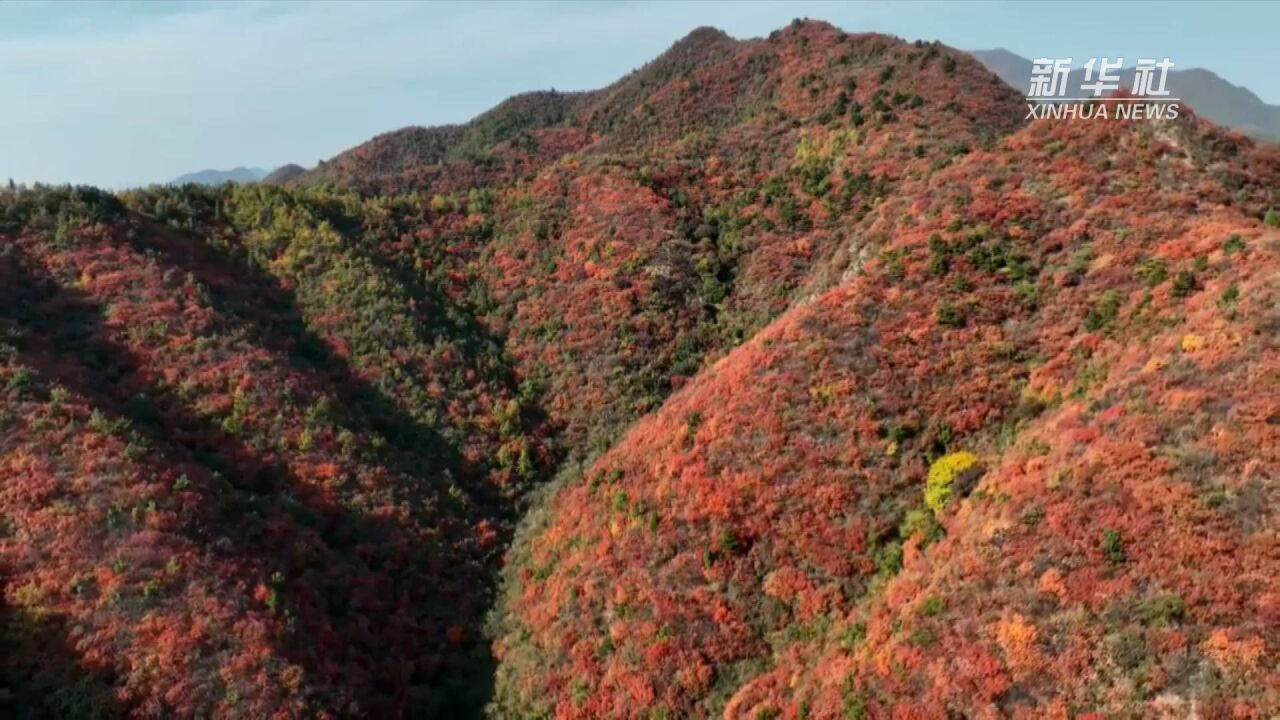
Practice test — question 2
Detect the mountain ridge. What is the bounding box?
[290,21,1022,196]
[170,166,269,185]
[2,18,1278,719]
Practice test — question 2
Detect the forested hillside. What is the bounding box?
[2,18,1278,720]
[0,184,552,716]
[492,100,1280,719]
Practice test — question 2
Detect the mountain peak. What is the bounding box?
[674,25,731,45]
[262,164,306,185]
[652,23,737,66]
[778,17,842,34]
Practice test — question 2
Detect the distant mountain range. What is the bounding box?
[170,166,269,185]
[970,48,1280,142]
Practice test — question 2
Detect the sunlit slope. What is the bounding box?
[491,106,1280,718]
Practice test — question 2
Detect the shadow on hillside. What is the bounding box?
[311,208,521,375]
[124,212,553,518]
[0,583,124,719]
[126,218,497,499]
[314,207,558,493]
[0,249,500,716]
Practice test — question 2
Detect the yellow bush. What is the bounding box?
[925,451,979,515]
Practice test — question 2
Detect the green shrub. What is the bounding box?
[1135,257,1167,287]
[1084,290,1121,331]
[610,489,628,513]
[1170,270,1198,298]
[1145,592,1185,626]
[718,527,739,554]
[908,627,936,647]
[841,622,866,650]
[1264,209,1279,227]
[1107,630,1145,669]
[849,103,864,128]
[1068,245,1094,275]
[871,539,903,577]
[685,411,702,438]
[1013,281,1040,309]
[1202,484,1229,509]
[935,301,965,328]
[917,596,945,617]
[880,249,906,282]
[926,233,950,276]
[4,367,34,398]
[142,579,164,599]
[1101,528,1125,563]
[1218,283,1239,315]
[429,194,454,213]
[899,507,942,545]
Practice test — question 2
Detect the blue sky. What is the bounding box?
[3,0,1277,189]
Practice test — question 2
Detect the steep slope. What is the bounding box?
[491,105,1280,717]
[363,21,1025,467]
[0,185,551,717]
[7,18,1279,720]
[971,49,1280,142]
[0,22,1028,715]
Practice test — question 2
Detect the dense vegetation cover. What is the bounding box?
[2,18,1278,720]
[492,100,1280,718]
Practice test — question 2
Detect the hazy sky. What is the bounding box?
[3,0,1277,189]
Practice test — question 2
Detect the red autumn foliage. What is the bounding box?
[493,85,1280,718]
[3,17,1279,720]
